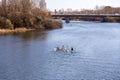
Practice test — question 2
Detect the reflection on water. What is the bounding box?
[12,30,48,41]
[0,21,120,80]
[0,29,48,42]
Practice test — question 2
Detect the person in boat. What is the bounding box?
[71,47,74,53]
[54,47,60,51]
[54,47,57,51]
[60,45,65,51]
[65,46,70,52]
[56,47,60,51]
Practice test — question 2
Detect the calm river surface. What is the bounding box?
[0,21,120,80]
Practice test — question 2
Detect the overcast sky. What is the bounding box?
[46,0,120,11]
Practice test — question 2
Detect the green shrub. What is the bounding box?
[0,17,6,29]
[0,17,14,29]
[1,9,62,30]
[8,12,24,28]
[44,19,62,29]
[6,19,14,29]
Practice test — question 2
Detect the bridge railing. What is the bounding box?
[51,13,120,17]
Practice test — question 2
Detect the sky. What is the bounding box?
[46,0,120,11]
[0,0,119,11]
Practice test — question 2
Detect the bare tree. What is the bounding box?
[1,0,7,16]
[39,0,46,10]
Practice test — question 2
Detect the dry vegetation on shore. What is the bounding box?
[0,28,35,34]
[0,0,62,34]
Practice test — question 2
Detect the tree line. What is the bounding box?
[56,6,120,14]
[0,0,62,29]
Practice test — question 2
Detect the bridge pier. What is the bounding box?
[65,17,70,23]
[100,17,106,22]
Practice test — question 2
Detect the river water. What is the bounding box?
[0,21,120,80]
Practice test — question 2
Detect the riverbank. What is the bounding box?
[0,20,62,34]
[0,17,62,35]
[0,28,35,34]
